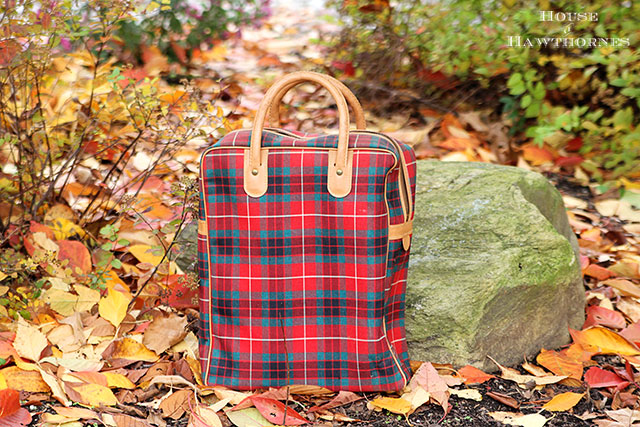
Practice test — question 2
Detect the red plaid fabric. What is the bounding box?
[198,128,416,391]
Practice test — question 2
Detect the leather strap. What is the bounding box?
[267,72,366,129]
[245,71,352,198]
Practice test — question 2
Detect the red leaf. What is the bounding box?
[456,365,495,385]
[566,137,583,152]
[250,396,308,425]
[29,221,55,240]
[584,367,629,390]
[555,156,583,167]
[0,408,31,427]
[583,305,627,329]
[331,61,355,77]
[57,240,92,275]
[163,274,198,309]
[0,389,20,418]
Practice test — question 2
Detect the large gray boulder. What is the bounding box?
[406,160,584,371]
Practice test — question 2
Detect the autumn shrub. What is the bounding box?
[328,0,640,180]
[0,0,219,319]
[115,0,268,64]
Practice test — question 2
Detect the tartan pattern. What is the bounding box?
[198,128,416,391]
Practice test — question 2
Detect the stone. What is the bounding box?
[406,160,584,371]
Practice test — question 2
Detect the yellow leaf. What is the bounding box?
[102,269,130,293]
[1,366,50,393]
[0,271,6,282]
[400,386,430,413]
[128,244,164,265]
[43,288,78,316]
[13,320,48,362]
[67,383,118,407]
[107,338,159,362]
[98,288,131,327]
[49,217,86,240]
[104,372,135,389]
[542,392,584,412]
[73,285,100,312]
[370,397,412,415]
[570,327,640,356]
[0,372,6,389]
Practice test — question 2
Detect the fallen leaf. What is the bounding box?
[487,391,520,409]
[0,407,30,427]
[103,372,135,389]
[597,409,640,426]
[456,365,495,384]
[400,386,431,414]
[522,361,549,377]
[189,404,222,427]
[489,411,548,427]
[584,264,616,280]
[225,407,274,427]
[584,367,630,389]
[159,389,194,419]
[604,279,640,299]
[584,305,627,330]
[0,389,19,418]
[251,395,308,425]
[98,288,131,328]
[103,338,159,363]
[142,312,188,354]
[308,390,362,412]
[522,143,554,165]
[214,387,253,406]
[74,285,100,312]
[0,366,49,393]
[64,382,118,407]
[570,327,640,356]
[57,240,92,275]
[449,388,482,401]
[488,356,566,387]
[536,349,583,380]
[409,361,449,412]
[128,244,164,265]
[13,320,48,362]
[542,392,584,412]
[369,397,412,415]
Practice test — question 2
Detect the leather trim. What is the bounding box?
[198,220,207,235]
[388,220,413,240]
[327,149,354,198]
[243,148,269,198]
[267,72,367,129]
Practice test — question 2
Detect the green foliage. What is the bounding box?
[115,0,266,63]
[329,0,640,179]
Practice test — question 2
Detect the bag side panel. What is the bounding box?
[384,140,417,379]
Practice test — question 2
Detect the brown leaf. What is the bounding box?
[308,390,362,412]
[487,392,520,409]
[409,361,449,412]
[159,389,194,420]
[142,312,188,354]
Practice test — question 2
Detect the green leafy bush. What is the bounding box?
[328,0,640,179]
[115,0,267,63]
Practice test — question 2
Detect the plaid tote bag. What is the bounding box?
[198,71,416,391]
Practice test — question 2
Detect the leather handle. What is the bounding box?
[244,71,353,198]
[267,72,366,129]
